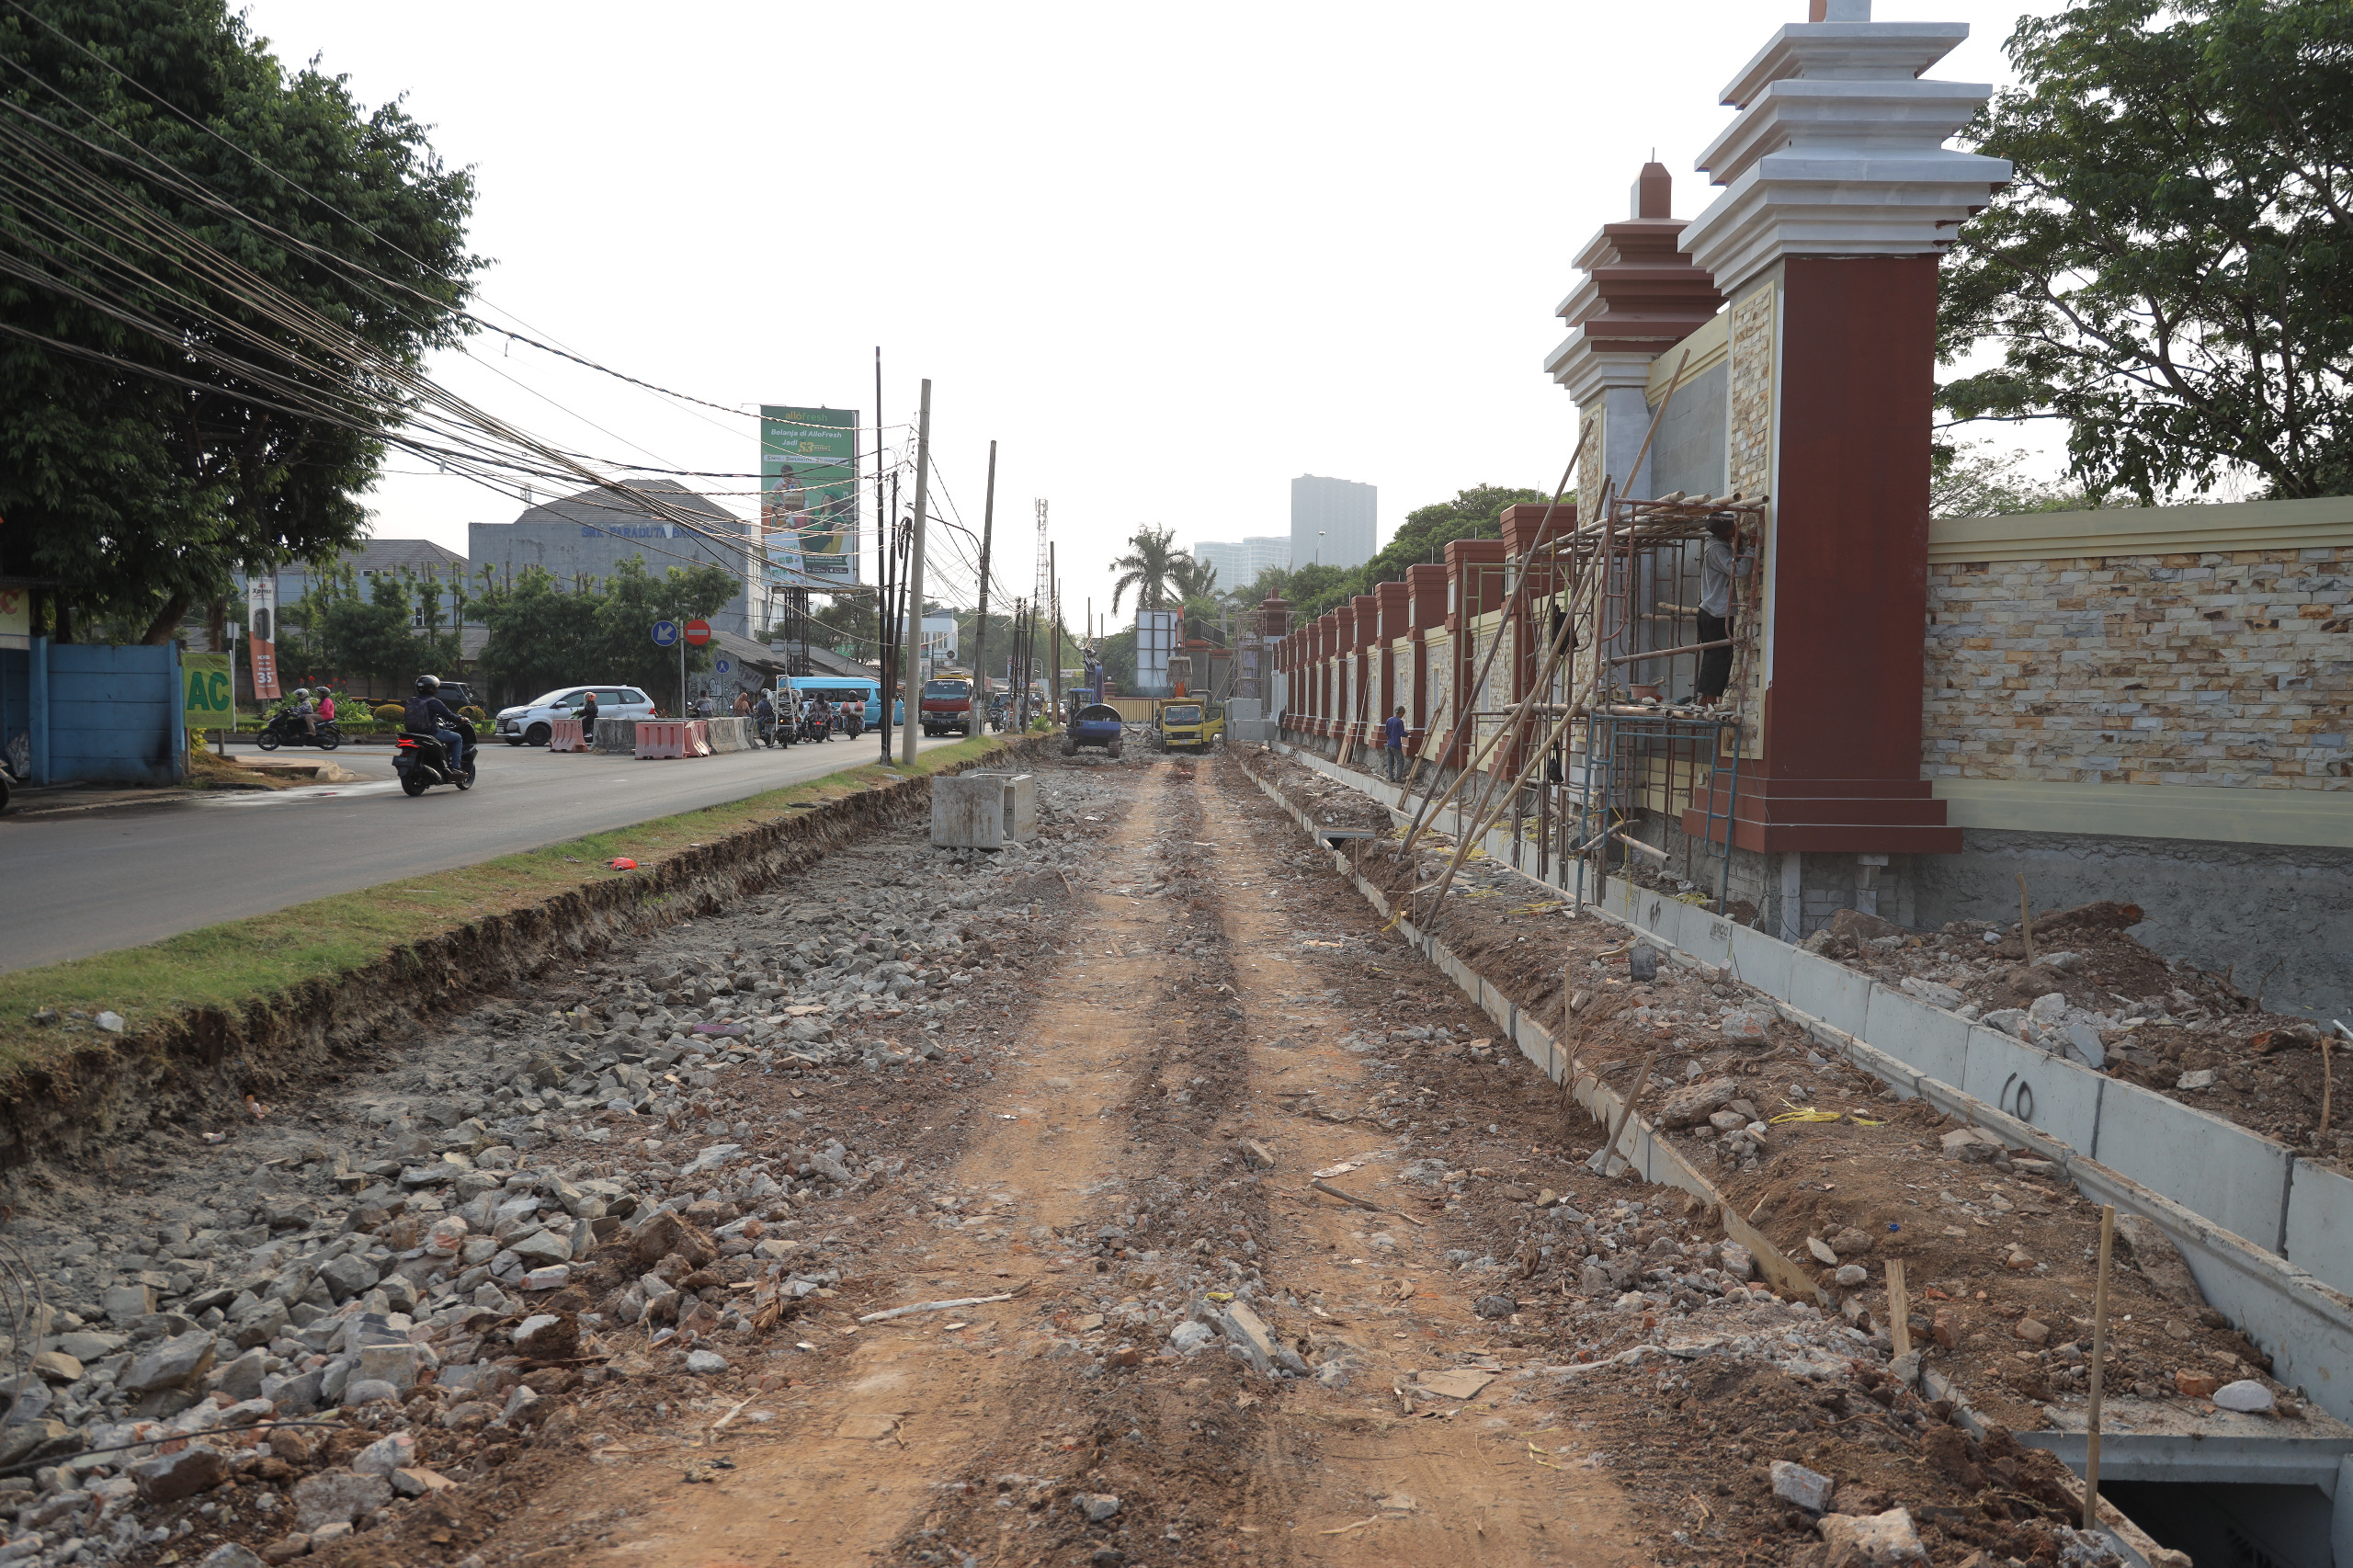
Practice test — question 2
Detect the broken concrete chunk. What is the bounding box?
[1658,1076,1737,1130]
[2177,1069,2216,1090]
[1074,1493,1121,1522]
[1718,1243,1754,1281]
[1806,1237,1839,1266]
[27,1352,80,1385]
[120,1330,216,1393]
[1218,1302,1276,1375]
[130,1442,230,1504]
[1769,1459,1835,1512]
[99,1284,156,1323]
[290,1469,392,1533]
[1832,1265,1868,1289]
[1816,1506,1927,1565]
[349,1432,414,1478]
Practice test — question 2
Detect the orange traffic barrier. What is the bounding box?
[547,718,589,752]
[634,720,689,759]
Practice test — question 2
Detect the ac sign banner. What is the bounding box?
[245,571,280,699]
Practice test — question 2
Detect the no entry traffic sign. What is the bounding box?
[683,619,712,647]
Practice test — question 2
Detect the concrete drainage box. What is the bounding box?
[932,772,1035,850]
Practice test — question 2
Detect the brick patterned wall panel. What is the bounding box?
[1724,279,1778,757]
[1422,634,1454,760]
[1922,546,2353,790]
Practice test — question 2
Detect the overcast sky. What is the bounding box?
[242,0,2054,639]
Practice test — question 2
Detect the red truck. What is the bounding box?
[919,676,975,737]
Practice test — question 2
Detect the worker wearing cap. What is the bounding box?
[1695,514,1753,709]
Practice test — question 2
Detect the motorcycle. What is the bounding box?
[756,710,790,748]
[394,721,477,796]
[801,708,832,743]
[255,711,342,751]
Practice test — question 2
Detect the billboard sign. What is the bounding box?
[244,569,280,699]
[759,405,859,587]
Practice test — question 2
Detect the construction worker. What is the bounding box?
[1382,704,1408,782]
[1693,513,1753,709]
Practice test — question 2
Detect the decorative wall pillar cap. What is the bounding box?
[1680,12,2010,297]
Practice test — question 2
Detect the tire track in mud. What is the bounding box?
[1191,752,1645,1568]
[900,755,1645,1568]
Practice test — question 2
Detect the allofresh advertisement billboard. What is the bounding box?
[759,406,859,586]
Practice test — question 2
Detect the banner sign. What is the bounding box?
[759,405,859,586]
[183,653,234,729]
[244,570,280,699]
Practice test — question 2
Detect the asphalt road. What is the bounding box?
[0,730,965,971]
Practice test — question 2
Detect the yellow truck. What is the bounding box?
[1152,698,1224,753]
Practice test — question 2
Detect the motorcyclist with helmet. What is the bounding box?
[751,688,776,745]
[404,676,471,776]
[286,687,318,737]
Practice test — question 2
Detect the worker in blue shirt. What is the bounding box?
[1383,704,1408,783]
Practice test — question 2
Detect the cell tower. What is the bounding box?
[1033,497,1051,640]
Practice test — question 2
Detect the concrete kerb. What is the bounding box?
[1258,741,2353,1435]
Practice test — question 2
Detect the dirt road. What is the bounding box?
[458,753,1652,1568]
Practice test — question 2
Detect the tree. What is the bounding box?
[1938,0,2353,501]
[0,0,481,640]
[1240,484,1552,623]
[1930,441,2113,518]
[472,558,736,710]
[1108,526,1181,615]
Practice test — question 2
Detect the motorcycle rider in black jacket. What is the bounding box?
[403,676,471,774]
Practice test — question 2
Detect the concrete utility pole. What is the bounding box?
[899,379,932,767]
[1049,542,1060,722]
[969,439,996,737]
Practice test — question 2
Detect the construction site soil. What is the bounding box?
[0,747,2213,1568]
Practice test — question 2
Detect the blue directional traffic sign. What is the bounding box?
[652,619,679,647]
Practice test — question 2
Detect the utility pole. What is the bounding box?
[1050,544,1061,722]
[875,347,892,764]
[969,440,996,737]
[898,379,932,767]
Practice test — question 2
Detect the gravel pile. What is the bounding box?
[0,768,1130,1567]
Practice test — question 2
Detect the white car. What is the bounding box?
[494,684,656,746]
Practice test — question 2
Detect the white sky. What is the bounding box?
[239,0,2059,638]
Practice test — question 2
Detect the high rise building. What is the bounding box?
[1189,536,1290,592]
[1290,475,1376,570]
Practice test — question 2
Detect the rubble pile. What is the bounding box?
[1798,902,2347,1165]
[0,769,1127,1567]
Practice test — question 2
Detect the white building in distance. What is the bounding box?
[1290,475,1376,570]
[1188,536,1290,592]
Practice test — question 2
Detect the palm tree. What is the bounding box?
[1108,526,1182,615]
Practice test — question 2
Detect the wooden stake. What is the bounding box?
[1597,1048,1662,1178]
[2085,1203,2115,1530]
[2016,872,2036,965]
[2321,1028,2337,1144]
[1885,1258,1911,1358]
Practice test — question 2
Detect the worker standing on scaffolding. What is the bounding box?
[1693,512,1753,709]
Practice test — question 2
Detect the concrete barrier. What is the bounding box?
[932,773,1006,847]
[547,718,589,753]
[1786,949,1874,1039]
[1861,984,1973,1090]
[2283,1160,2353,1293]
[2090,1082,2293,1254]
[589,717,638,755]
[635,720,692,760]
[1269,741,2353,1302]
[701,718,754,754]
[1958,1026,2105,1153]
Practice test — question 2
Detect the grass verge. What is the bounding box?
[0,733,1012,1076]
